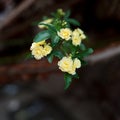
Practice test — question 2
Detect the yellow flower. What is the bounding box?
[72,28,86,46]
[77,28,86,39]
[30,42,39,50]
[72,35,82,46]
[81,34,86,39]
[58,57,81,75]
[76,28,83,34]
[30,41,52,60]
[30,41,46,50]
[38,18,53,29]
[31,46,44,60]
[73,58,81,68]
[57,28,72,41]
[68,66,76,75]
[43,44,52,56]
[58,56,74,74]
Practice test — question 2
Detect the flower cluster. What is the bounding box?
[57,28,86,46]
[30,41,52,60]
[30,9,93,89]
[58,57,81,75]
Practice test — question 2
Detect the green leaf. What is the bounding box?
[81,59,88,66]
[51,10,59,18]
[62,41,77,56]
[51,35,60,47]
[53,51,64,59]
[79,43,86,51]
[64,10,71,18]
[39,23,56,32]
[86,48,94,54]
[62,41,72,53]
[24,52,33,61]
[47,53,54,63]
[64,73,72,90]
[33,30,50,42]
[67,18,80,26]
[52,35,60,47]
[77,48,94,59]
[73,73,79,79]
[40,24,59,44]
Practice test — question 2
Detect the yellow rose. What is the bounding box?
[72,29,82,46]
[81,34,86,39]
[58,57,76,75]
[57,28,72,41]
[72,35,82,46]
[76,28,83,34]
[76,28,86,39]
[58,57,81,75]
[30,41,52,60]
[72,29,79,36]
[38,18,53,29]
[31,46,44,60]
[68,67,76,75]
[30,42,39,50]
[43,44,52,56]
[72,28,86,46]
[30,41,45,50]
[73,58,81,68]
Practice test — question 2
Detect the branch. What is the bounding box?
[85,42,120,64]
[0,0,36,30]
[0,42,120,83]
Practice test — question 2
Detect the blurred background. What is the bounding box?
[0,0,120,120]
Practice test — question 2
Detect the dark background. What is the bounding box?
[0,0,120,120]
